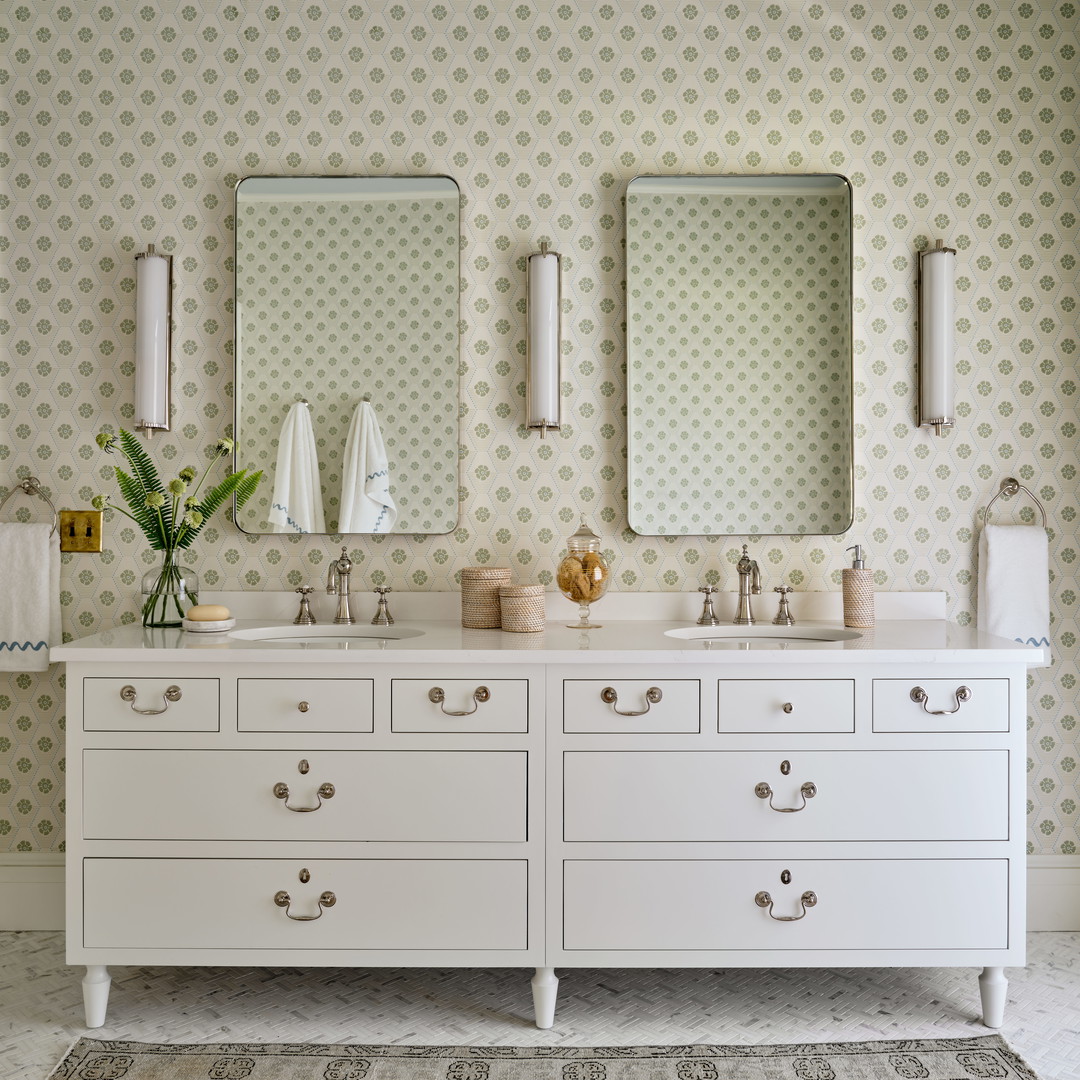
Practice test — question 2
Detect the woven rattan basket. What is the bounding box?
[460,566,512,628]
[499,584,546,633]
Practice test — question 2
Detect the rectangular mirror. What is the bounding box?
[626,175,853,536]
[234,176,460,535]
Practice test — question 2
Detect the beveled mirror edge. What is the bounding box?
[625,172,854,538]
[230,174,462,537]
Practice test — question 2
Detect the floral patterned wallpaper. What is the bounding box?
[1,0,1076,856]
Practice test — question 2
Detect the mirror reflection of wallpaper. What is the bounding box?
[628,176,852,535]
[235,178,459,534]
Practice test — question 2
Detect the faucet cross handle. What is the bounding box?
[371,586,394,627]
[773,585,795,627]
[293,586,317,626]
[697,585,720,626]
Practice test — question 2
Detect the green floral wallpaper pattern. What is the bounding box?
[0,0,1077,857]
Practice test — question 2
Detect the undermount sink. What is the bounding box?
[665,625,862,645]
[228,624,425,646]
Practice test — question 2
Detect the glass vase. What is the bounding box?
[141,550,199,628]
[555,517,610,629]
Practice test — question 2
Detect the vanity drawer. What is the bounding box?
[562,859,1008,951]
[563,679,700,733]
[83,858,528,951]
[83,750,526,842]
[391,678,529,733]
[238,679,374,733]
[83,678,219,732]
[873,678,1009,733]
[718,679,854,733]
[563,750,1008,842]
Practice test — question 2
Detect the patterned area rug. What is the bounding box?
[49,1035,1040,1080]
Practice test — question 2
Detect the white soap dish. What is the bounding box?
[182,618,236,633]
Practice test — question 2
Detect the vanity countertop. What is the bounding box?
[51,619,1047,667]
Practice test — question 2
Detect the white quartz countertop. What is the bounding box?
[51,618,1047,666]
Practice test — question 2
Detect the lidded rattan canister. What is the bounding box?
[460,566,512,628]
[499,584,546,633]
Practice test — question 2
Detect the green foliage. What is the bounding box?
[97,430,261,553]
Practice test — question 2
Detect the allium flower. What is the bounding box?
[183,510,204,528]
[145,491,166,509]
[178,466,197,483]
[91,494,107,510]
[214,437,234,456]
[167,478,187,495]
[96,432,117,453]
[184,496,199,509]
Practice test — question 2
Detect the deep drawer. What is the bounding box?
[563,859,1008,951]
[563,679,700,733]
[83,750,527,842]
[83,678,219,732]
[718,679,854,733]
[563,750,1008,842]
[83,858,528,951]
[238,679,374,733]
[391,678,529,733]
[873,678,1009,733]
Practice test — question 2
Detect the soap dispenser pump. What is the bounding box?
[842,544,875,628]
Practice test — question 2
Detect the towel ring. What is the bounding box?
[984,477,1047,528]
[0,477,58,537]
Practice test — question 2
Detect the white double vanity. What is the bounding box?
[53,593,1044,1032]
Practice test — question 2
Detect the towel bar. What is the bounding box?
[984,477,1047,528]
[0,477,58,536]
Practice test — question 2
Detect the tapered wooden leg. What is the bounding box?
[978,966,1007,1028]
[531,966,558,1029]
[82,965,111,1028]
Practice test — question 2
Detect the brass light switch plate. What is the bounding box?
[59,509,103,553]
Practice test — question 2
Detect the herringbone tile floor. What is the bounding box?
[2,932,1077,1080]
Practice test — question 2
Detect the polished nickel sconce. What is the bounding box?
[526,241,562,438]
[917,238,956,437]
[134,243,172,437]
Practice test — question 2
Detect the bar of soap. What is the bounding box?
[186,604,231,622]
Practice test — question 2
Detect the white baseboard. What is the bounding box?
[1027,855,1080,930]
[3,854,1078,932]
[0,854,64,930]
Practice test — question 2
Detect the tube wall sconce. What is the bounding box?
[134,243,172,437]
[917,238,956,437]
[526,241,562,438]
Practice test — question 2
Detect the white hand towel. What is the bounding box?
[978,524,1050,649]
[268,403,325,534]
[339,400,397,533]
[0,523,60,672]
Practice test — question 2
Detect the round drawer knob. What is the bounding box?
[781,702,794,714]
[298,701,310,713]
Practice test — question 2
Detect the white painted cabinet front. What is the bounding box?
[66,654,1027,1032]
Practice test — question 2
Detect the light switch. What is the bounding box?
[59,509,103,553]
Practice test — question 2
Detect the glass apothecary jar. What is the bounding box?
[555,517,610,628]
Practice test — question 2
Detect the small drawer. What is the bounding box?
[563,679,700,733]
[238,679,374,733]
[391,678,528,733]
[84,858,528,951]
[563,859,1008,951]
[718,679,854,733]
[83,678,219,732]
[873,678,1009,733]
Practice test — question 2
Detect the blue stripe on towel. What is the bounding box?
[1017,636,1051,647]
[1,641,49,652]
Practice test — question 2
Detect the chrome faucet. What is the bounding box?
[325,546,355,624]
[370,586,394,626]
[733,544,761,625]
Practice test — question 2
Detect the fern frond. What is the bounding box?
[117,429,165,496]
[175,469,258,548]
[114,466,168,548]
[233,469,263,511]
